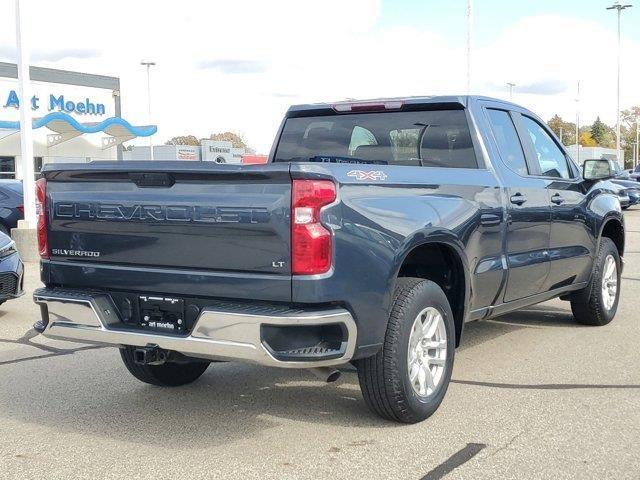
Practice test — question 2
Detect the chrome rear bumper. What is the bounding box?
[34,288,357,368]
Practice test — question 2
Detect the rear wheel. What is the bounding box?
[119,347,210,386]
[571,237,621,326]
[356,278,455,423]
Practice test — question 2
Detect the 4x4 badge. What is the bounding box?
[347,170,388,181]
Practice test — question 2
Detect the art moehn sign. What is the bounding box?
[0,79,112,120]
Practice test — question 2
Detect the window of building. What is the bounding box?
[0,157,16,179]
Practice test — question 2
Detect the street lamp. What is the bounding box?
[466,0,473,94]
[506,82,515,100]
[633,115,640,170]
[140,60,156,160]
[575,80,580,164]
[606,2,633,163]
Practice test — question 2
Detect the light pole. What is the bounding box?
[140,60,156,160]
[506,82,515,100]
[575,80,580,164]
[466,0,473,95]
[607,2,633,162]
[633,115,640,170]
[15,0,36,228]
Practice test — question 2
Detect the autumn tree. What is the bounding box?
[547,115,575,145]
[165,135,200,146]
[579,130,597,147]
[621,106,640,167]
[209,132,249,149]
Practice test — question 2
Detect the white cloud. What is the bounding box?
[476,15,640,128]
[0,3,638,153]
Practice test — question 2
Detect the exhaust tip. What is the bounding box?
[326,369,341,383]
[309,367,341,383]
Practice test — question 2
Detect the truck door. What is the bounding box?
[484,108,551,302]
[516,115,593,290]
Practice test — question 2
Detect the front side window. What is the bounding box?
[274,109,478,168]
[521,116,571,179]
[486,109,528,176]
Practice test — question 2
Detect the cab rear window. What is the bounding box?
[274,110,478,168]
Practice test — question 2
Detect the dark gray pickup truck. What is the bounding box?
[34,96,624,423]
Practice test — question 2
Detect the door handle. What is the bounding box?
[551,194,565,205]
[510,193,527,205]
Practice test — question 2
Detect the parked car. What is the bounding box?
[0,232,24,305]
[608,182,631,209]
[611,179,640,208]
[33,96,624,423]
[0,180,23,236]
[629,165,640,182]
[610,160,630,179]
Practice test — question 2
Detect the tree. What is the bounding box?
[621,106,640,167]
[546,115,575,146]
[166,135,200,146]
[590,117,608,145]
[209,132,249,149]
[579,131,597,147]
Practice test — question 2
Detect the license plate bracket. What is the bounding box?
[139,295,185,333]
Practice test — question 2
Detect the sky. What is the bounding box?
[0,0,638,153]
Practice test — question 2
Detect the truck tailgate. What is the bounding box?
[44,162,292,275]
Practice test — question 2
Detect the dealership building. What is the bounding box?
[0,62,157,179]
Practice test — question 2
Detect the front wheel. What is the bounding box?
[571,237,621,326]
[356,278,455,423]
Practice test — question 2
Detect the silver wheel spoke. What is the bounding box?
[424,313,441,338]
[424,366,435,390]
[601,255,618,312]
[409,362,420,383]
[428,357,445,366]
[417,367,426,394]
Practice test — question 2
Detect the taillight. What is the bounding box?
[35,178,48,259]
[291,179,336,275]
[17,205,24,217]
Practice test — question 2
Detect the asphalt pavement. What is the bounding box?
[1,211,639,479]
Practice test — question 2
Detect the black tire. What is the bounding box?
[356,278,455,423]
[571,237,621,326]
[119,347,210,386]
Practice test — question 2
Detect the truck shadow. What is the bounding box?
[0,303,581,447]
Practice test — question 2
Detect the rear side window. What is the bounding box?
[274,109,478,168]
[348,126,377,155]
[486,109,528,176]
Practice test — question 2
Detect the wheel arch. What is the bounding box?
[393,235,470,348]
[599,215,625,257]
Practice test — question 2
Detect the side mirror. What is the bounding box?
[583,159,613,181]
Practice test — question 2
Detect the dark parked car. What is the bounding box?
[611,178,640,208]
[0,232,24,305]
[34,96,624,423]
[610,160,630,180]
[0,180,23,235]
